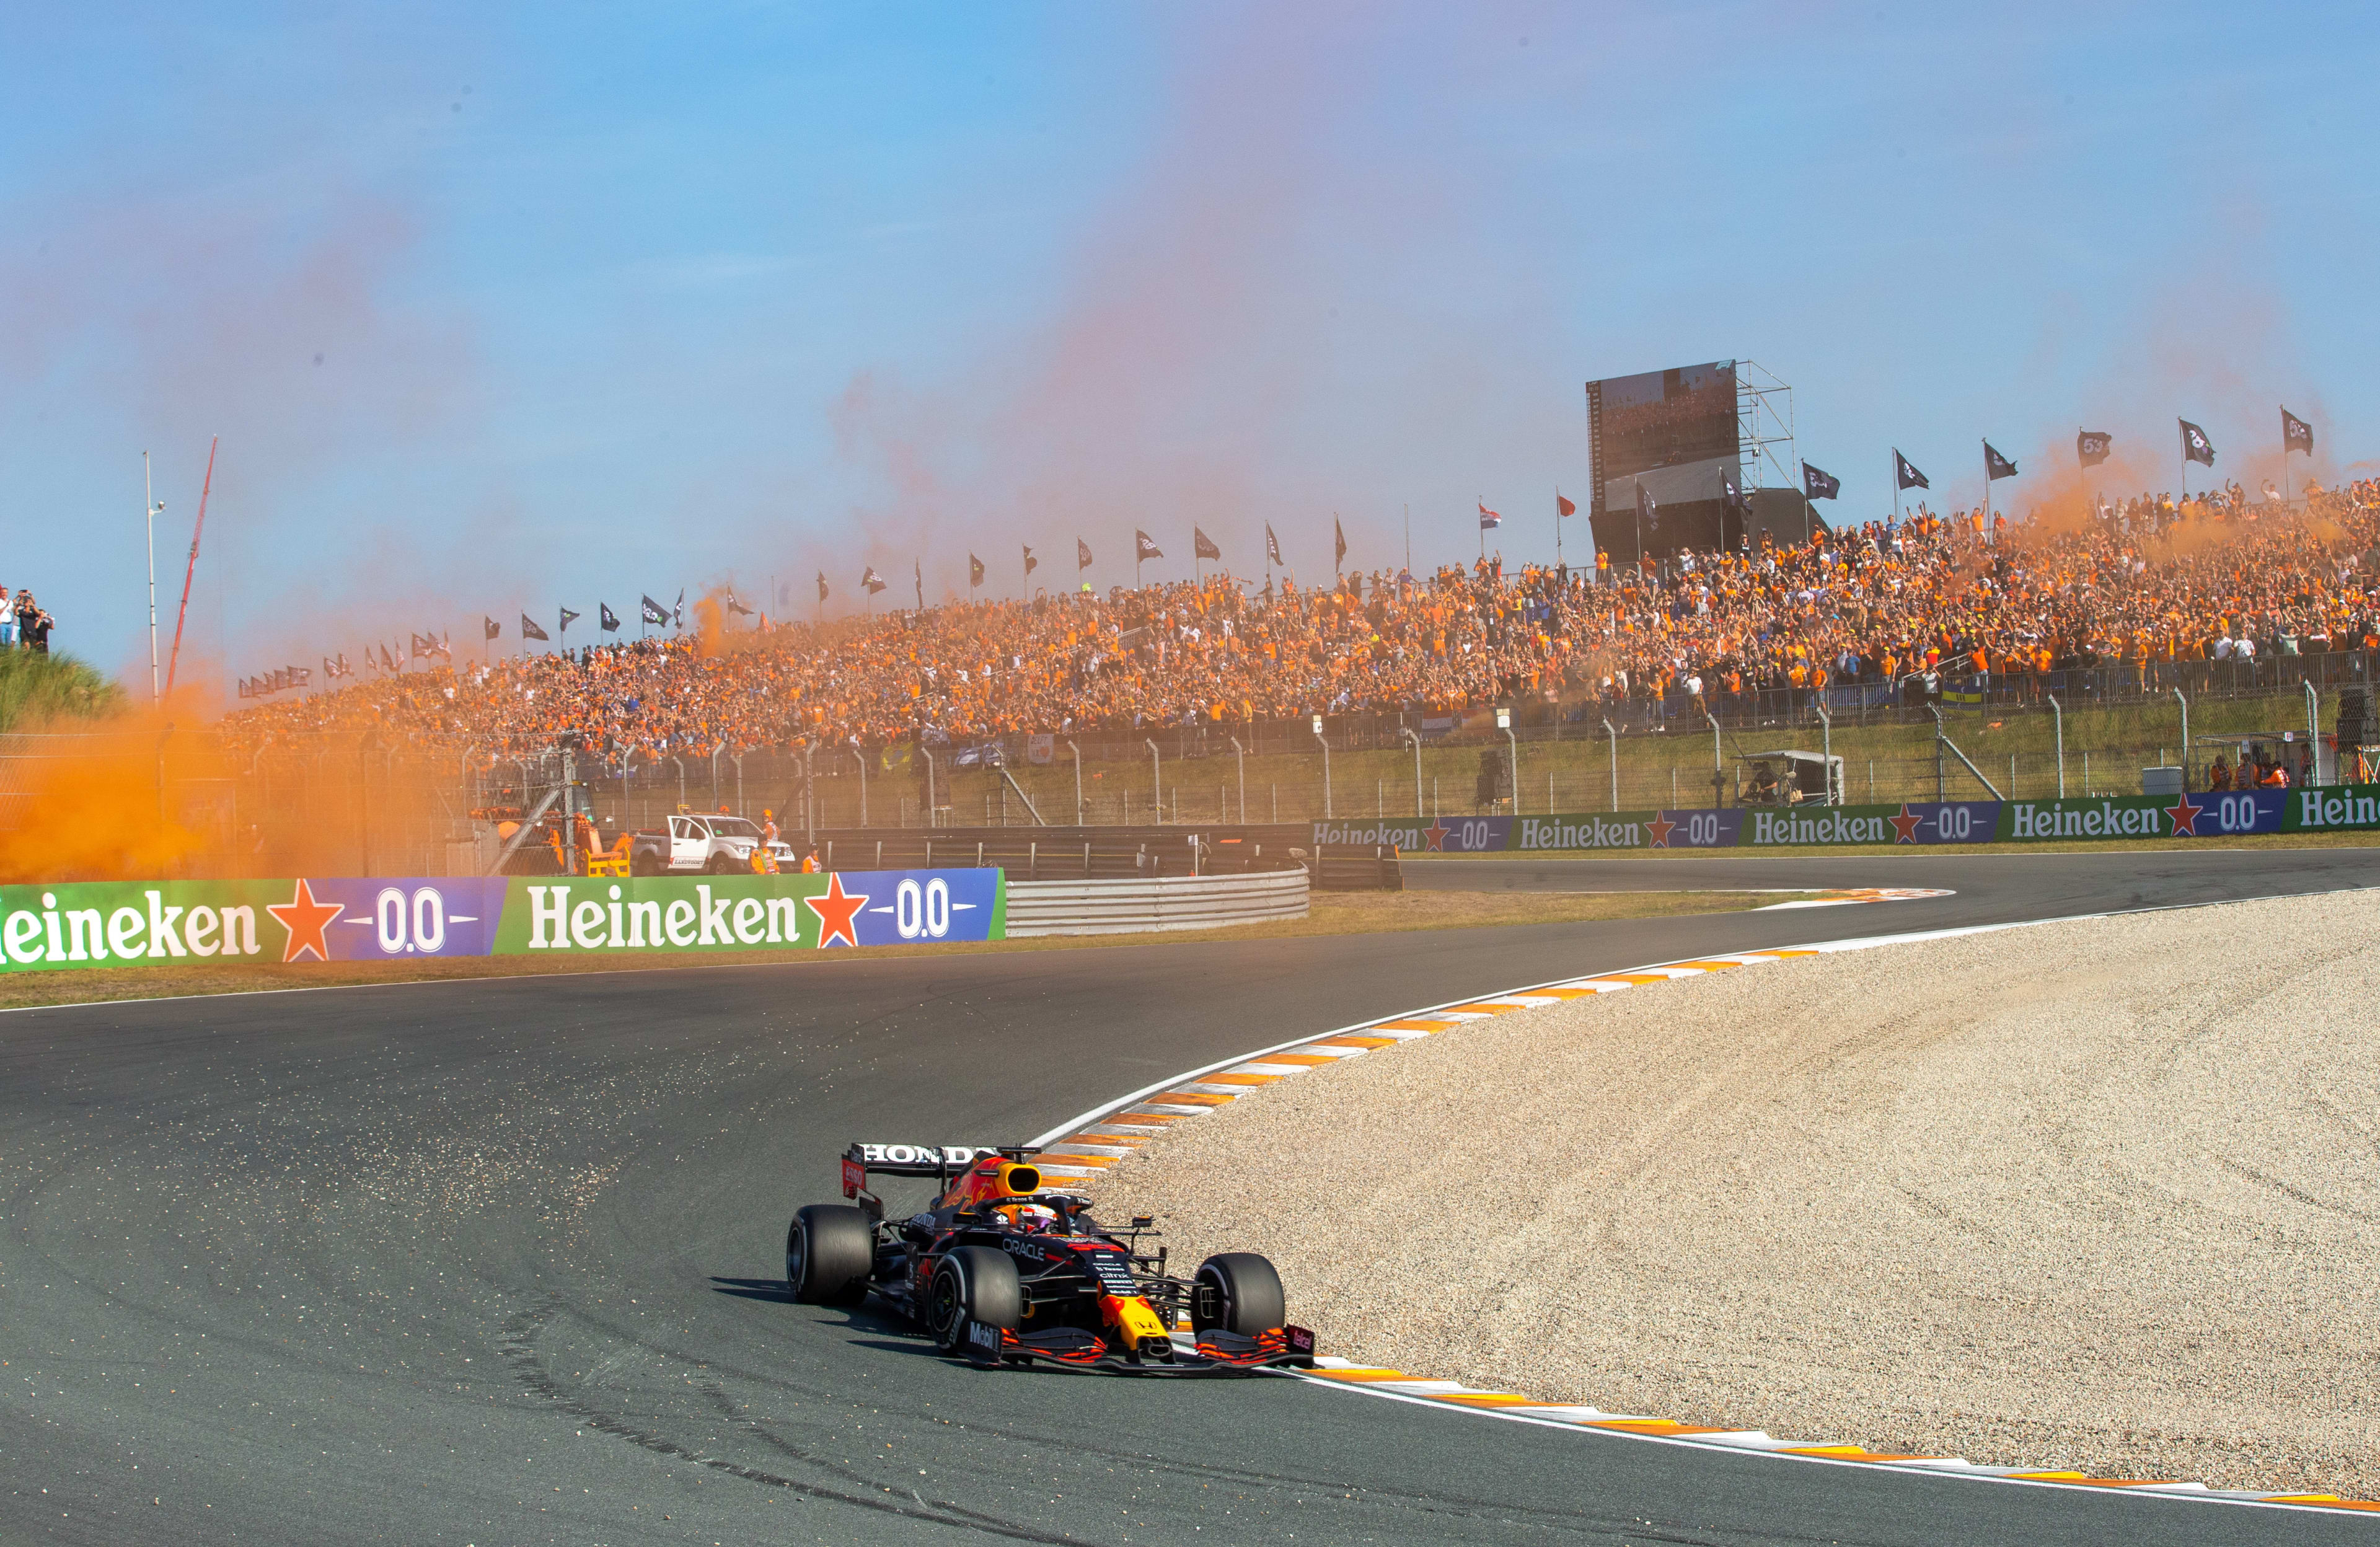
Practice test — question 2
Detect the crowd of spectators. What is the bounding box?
[226,475,2380,758]
[0,587,56,652]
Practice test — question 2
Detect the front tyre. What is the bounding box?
[787,1205,875,1305]
[1192,1253,1285,1336]
[928,1246,1022,1359]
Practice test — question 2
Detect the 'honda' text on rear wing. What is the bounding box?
[841,1142,1031,1199]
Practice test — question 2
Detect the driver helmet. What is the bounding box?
[996,1201,1060,1233]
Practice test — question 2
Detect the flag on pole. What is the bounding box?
[862,565,886,594]
[1333,518,1346,566]
[1636,482,1659,534]
[1135,531,1163,561]
[2077,430,2113,468]
[520,612,549,641]
[600,602,620,632]
[433,633,451,661]
[914,559,923,609]
[816,572,829,603]
[2180,419,2216,467]
[381,642,399,671]
[1023,544,1037,575]
[969,553,985,588]
[641,594,670,625]
[2283,408,2314,455]
[1265,524,1282,566]
[1194,527,1221,562]
[1077,538,1093,571]
[725,591,753,616]
[1801,463,1840,500]
[1477,500,1501,530]
[1556,491,1576,518]
[1722,472,1745,513]
[672,589,685,628]
[1893,449,1929,490]
[558,606,580,635]
[1983,442,2019,480]
[483,616,501,641]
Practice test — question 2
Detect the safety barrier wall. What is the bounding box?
[1003,869,1309,937]
[0,868,1005,972]
[1318,783,2380,853]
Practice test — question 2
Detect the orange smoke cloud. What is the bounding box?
[0,702,218,884]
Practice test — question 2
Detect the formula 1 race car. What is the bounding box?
[785,1142,1316,1375]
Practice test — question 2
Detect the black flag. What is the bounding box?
[969,553,985,588]
[520,612,549,641]
[1893,449,1929,491]
[1076,538,1093,571]
[914,559,923,610]
[1194,527,1221,562]
[1023,544,1037,575]
[1636,482,1659,533]
[2077,430,2113,468]
[483,615,501,641]
[640,594,669,625]
[2179,419,2216,467]
[862,565,886,594]
[1333,518,1346,568]
[410,631,433,656]
[1721,471,1745,513]
[1802,462,1840,501]
[1983,442,2019,481]
[558,606,580,635]
[1266,524,1282,566]
[1135,531,1163,561]
[600,602,620,632]
[725,592,752,617]
[816,572,829,603]
[673,589,685,628]
[2283,408,2314,455]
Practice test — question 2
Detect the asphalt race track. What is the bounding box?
[4,846,2375,1546]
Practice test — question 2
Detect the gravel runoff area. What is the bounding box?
[1096,891,2380,1499]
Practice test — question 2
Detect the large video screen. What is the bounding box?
[1587,360,1739,513]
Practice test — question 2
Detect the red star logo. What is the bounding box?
[2165,791,2203,836]
[803,873,868,948]
[267,878,343,963]
[1888,804,1925,844]
[1421,819,1453,852]
[1645,812,1677,848]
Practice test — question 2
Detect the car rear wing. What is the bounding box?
[841,1142,1031,1199]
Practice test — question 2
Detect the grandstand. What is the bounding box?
[229,477,2380,763]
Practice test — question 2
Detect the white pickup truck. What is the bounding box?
[630,814,801,875]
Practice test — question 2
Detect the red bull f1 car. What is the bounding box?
[785,1142,1316,1374]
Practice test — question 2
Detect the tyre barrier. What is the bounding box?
[1003,869,1309,937]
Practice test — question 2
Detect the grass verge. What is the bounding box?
[0,888,1812,1013]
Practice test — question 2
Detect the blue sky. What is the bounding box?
[4,2,2376,690]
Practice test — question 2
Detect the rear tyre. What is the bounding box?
[928,1246,1022,1356]
[1192,1253,1285,1336]
[704,854,734,875]
[787,1205,875,1306]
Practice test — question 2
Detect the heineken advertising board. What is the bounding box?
[0,870,1005,974]
[1320,783,2376,853]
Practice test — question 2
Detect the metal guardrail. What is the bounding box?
[1003,869,1309,937]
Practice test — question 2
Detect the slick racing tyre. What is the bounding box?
[928,1246,1022,1358]
[1191,1253,1285,1336]
[787,1205,874,1306]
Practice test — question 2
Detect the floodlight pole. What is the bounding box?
[2048,693,2066,798]
[1603,718,1620,811]
[1311,717,1332,820]
[143,452,164,705]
